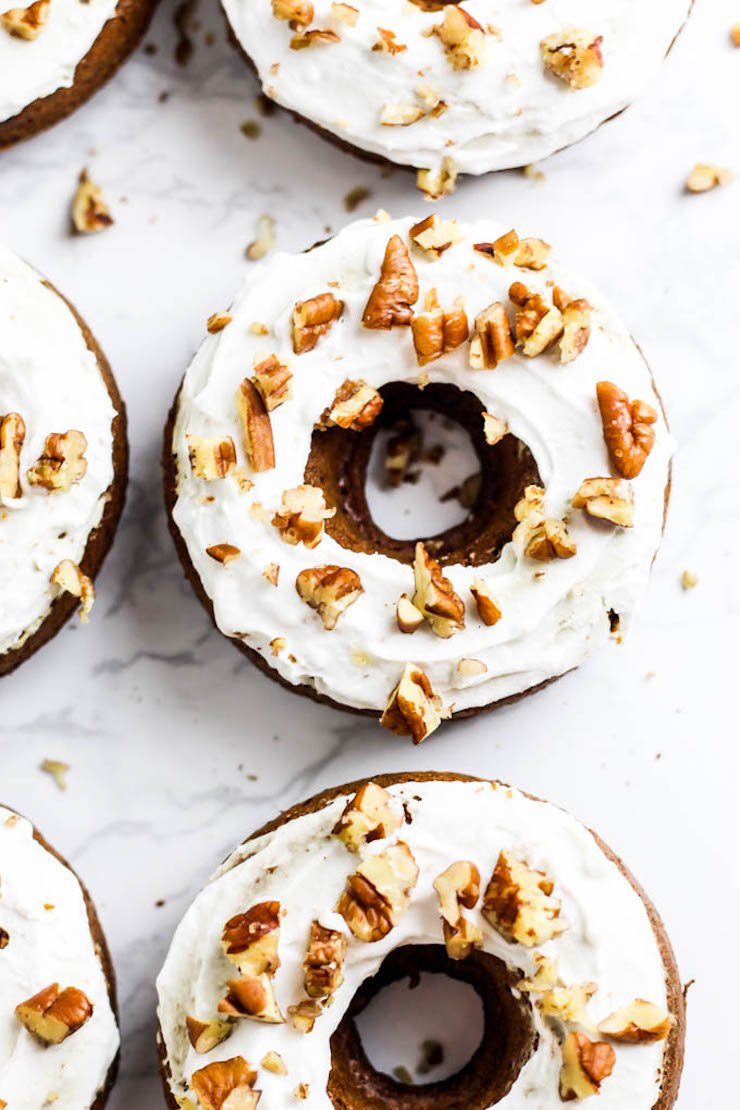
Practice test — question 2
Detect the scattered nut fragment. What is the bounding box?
[434,5,486,69]
[685,163,733,193]
[252,354,293,412]
[469,302,514,369]
[50,561,95,621]
[412,542,465,638]
[598,999,673,1044]
[273,484,334,547]
[384,418,420,487]
[272,0,312,24]
[0,412,26,500]
[331,2,357,25]
[287,999,323,1033]
[559,1032,615,1101]
[396,593,424,634]
[336,843,419,942]
[344,185,370,212]
[71,170,114,235]
[261,1050,288,1074]
[291,27,340,48]
[509,282,564,357]
[433,861,483,960]
[456,658,487,678]
[380,662,448,743]
[186,1016,234,1055]
[477,230,551,271]
[333,781,402,851]
[218,976,284,1023]
[572,477,634,527]
[596,381,657,479]
[292,293,344,354]
[16,985,93,1045]
[235,378,276,472]
[28,431,87,492]
[523,163,546,183]
[187,435,237,480]
[517,955,560,993]
[1,0,49,38]
[514,486,576,561]
[482,412,508,446]
[304,921,347,997]
[555,292,592,363]
[296,565,363,629]
[681,570,698,591]
[222,901,282,977]
[207,312,232,333]
[191,1057,260,1110]
[294,1084,310,1100]
[411,290,468,366]
[362,235,419,329]
[409,214,462,258]
[374,26,406,53]
[539,982,596,1025]
[40,758,70,792]
[246,214,276,261]
[206,544,240,565]
[417,158,458,200]
[540,28,604,89]
[470,579,501,626]
[320,379,383,430]
[482,851,567,947]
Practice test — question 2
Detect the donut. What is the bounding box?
[220,0,691,189]
[164,214,672,739]
[0,245,127,677]
[0,804,119,1108]
[156,771,685,1108]
[0,0,158,149]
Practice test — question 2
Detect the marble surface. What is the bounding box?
[0,0,737,1105]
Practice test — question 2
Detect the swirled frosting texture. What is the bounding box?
[0,806,119,1108]
[171,215,673,715]
[0,246,116,658]
[157,778,672,1107]
[221,0,690,174]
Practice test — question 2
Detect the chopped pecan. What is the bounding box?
[292,293,344,354]
[320,379,383,431]
[380,662,448,743]
[272,0,312,24]
[539,982,596,1024]
[0,412,25,500]
[333,782,402,851]
[246,214,276,261]
[374,27,406,53]
[596,381,657,479]
[509,282,564,356]
[470,579,501,625]
[434,4,486,69]
[191,1058,260,1110]
[541,28,604,89]
[287,999,322,1033]
[409,214,462,258]
[50,560,95,621]
[15,984,93,1044]
[396,593,424,633]
[572,476,634,527]
[514,486,576,560]
[555,291,592,362]
[273,485,334,547]
[206,544,240,565]
[235,378,275,472]
[434,861,483,960]
[362,235,419,329]
[186,1016,234,1054]
[476,230,551,270]
[291,28,340,48]
[385,418,421,487]
[27,430,87,491]
[469,302,515,369]
[559,1032,615,1101]
[686,163,733,193]
[71,169,113,235]
[295,565,363,629]
[412,542,465,638]
[482,412,508,446]
[456,657,487,678]
[336,843,419,942]
[252,354,293,411]
[598,999,673,1044]
[218,976,284,1023]
[411,290,468,366]
[261,1050,288,1074]
[1,0,49,39]
[304,921,347,997]
[207,312,232,333]
[187,435,237,480]
[331,2,358,25]
[482,851,568,947]
[380,102,425,127]
[222,902,281,977]
[416,159,458,200]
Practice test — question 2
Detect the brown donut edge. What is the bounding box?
[0,273,129,678]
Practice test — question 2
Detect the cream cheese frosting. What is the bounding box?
[170,214,674,719]
[0,246,116,659]
[156,777,674,1107]
[0,0,120,125]
[0,806,119,1109]
[221,0,691,176]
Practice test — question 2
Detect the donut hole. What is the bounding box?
[305,382,541,568]
[327,945,537,1108]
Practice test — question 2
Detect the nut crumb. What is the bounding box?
[685,163,733,193]
[41,759,70,792]
[246,214,276,261]
[344,186,370,212]
[71,169,113,235]
[681,570,698,591]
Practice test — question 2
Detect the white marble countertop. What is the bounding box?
[1,0,737,1105]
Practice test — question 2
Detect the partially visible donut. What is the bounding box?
[155,772,685,1108]
[164,214,672,739]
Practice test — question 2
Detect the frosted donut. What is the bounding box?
[164,214,672,740]
[220,0,691,188]
[155,772,685,1109]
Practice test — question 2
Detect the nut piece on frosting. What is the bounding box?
[482,851,568,947]
[409,215,463,258]
[477,230,551,271]
[417,159,458,201]
[469,302,515,370]
[304,921,347,998]
[554,289,592,363]
[572,477,634,527]
[362,235,419,329]
[434,5,486,70]
[412,542,465,638]
[191,1057,260,1110]
[15,984,93,1045]
[434,861,483,960]
[235,379,276,473]
[0,412,26,500]
[514,487,576,561]
[509,282,564,357]
[539,982,597,1025]
[596,381,657,479]
[222,901,282,977]
[540,28,604,89]
[396,593,424,633]
[186,1016,234,1055]
[273,484,335,548]
[380,662,448,743]
[287,999,323,1034]
[27,430,87,492]
[559,1032,615,1101]
[333,782,402,852]
[470,579,502,626]
[50,560,95,622]
[482,412,508,446]
[292,293,344,354]
[206,544,241,566]
[598,999,673,1044]
[411,290,468,367]
[336,843,419,942]
[1,0,49,38]
[252,354,293,412]
[71,170,114,235]
[272,0,313,25]
[187,435,237,481]
[320,379,384,431]
[218,976,284,1024]
[296,565,363,629]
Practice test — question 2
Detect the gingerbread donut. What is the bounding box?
[156,772,685,1108]
[164,214,672,740]
[220,0,691,190]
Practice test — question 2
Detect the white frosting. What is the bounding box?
[221,0,691,175]
[0,806,119,1109]
[0,0,120,125]
[157,778,672,1107]
[0,245,117,659]
[171,215,673,716]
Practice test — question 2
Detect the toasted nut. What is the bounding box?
[411,289,468,366]
[222,902,281,977]
[572,477,634,527]
[558,297,592,362]
[681,569,698,591]
[27,430,87,492]
[416,159,458,201]
[15,984,93,1044]
[187,435,237,480]
[456,657,487,678]
[291,27,340,48]
[559,1032,615,1101]
[296,565,363,629]
[434,4,486,69]
[218,976,284,1023]
[363,235,419,329]
[263,563,280,587]
[331,2,358,26]
[380,662,448,743]
[295,1084,310,1099]
[272,0,312,23]
[320,379,383,430]
[292,293,343,354]
[396,593,424,633]
[287,999,323,1033]
[191,1057,260,1110]
[385,419,420,487]
[434,861,483,960]
[469,302,514,369]
[598,999,673,1043]
[252,354,293,412]
[333,782,402,851]
[0,412,26,500]
[235,379,276,472]
[304,921,347,997]
[525,518,577,561]
[246,214,276,261]
[273,484,334,547]
[686,163,733,193]
[71,169,113,235]
[541,28,604,89]
[517,955,560,993]
[336,843,419,942]
[509,283,564,356]
[470,579,502,626]
[539,982,596,1024]
[40,758,69,791]
[206,544,240,565]
[261,1050,288,1074]
[476,230,551,271]
[596,381,657,479]
[482,412,508,446]
[207,312,232,333]
[50,560,95,621]
[1,0,49,37]
[374,26,406,52]
[186,1016,234,1054]
[380,101,425,127]
[409,215,463,258]
[412,542,465,638]
[482,851,567,946]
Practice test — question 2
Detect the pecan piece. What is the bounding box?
[598,999,673,1044]
[206,544,240,565]
[509,282,564,356]
[476,230,551,271]
[290,28,340,48]
[409,214,462,258]
[319,379,383,431]
[287,999,323,1033]
[559,1032,615,1101]
[333,782,402,851]
[273,485,334,547]
[596,381,657,479]
[572,477,634,527]
[304,921,347,997]
[539,982,596,1024]
[541,28,604,89]
[396,593,424,633]
[27,430,87,492]
[555,289,592,362]
[0,412,25,500]
[411,290,468,366]
[71,170,114,235]
[416,159,458,200]
[50,560,95,621]
[252,354,292,411]
[362,236,419,329]
[482,851,568,947]
[191,1058,260,1110]
[434,861,483,960]
[686,163,733,193]
[514,486,576,560]
[186,435,237,480]
[380,662,448,743]
[1,0,49,39]
[470,579,501,626]
[292,293,343,354]
[469,302,514,369]
[272,0,312,25]
[412,542,465,638]
[235,378,275,472]
[482,412,508,446]
[336,843,419,942]
[434,4,486,69]
[15,984,93,1044]
[186,1016,234,1054]
[222,901,281,977]
[296,565,363,629]
[218,977,284,1024]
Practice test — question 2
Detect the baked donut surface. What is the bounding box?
[0,804,119,1109]
[221,0,690,180]
[156,772,685,1108]
[0,246,127,676]
[166,214,672,737]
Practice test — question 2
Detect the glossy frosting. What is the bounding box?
[157,778,672,1107]
[0,806,119,1109]
[221,0,691,175]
